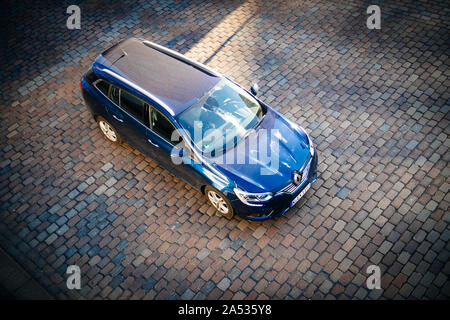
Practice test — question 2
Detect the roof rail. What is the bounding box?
[142,40,221,77]
[98,68,175,116]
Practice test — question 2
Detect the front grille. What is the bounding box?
[281,182,298,193]
[279,157,312,194]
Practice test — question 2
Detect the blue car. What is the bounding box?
[81,38,317,220]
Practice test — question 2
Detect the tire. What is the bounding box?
[204,186,234,219]
[96,116,121,144]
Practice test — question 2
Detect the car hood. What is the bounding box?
[210,107,311,193]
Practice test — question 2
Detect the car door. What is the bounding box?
[148,106,205,189]
[106,84,157,159]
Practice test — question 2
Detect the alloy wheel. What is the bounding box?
[207,190,229,215]
[99,120,117,142]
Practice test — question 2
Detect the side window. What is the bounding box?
[151,108,178,143]
[110,85,120,105]
[95,80,110,96]
[120,89,146,123]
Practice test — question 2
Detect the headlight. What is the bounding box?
[233,188,273,206]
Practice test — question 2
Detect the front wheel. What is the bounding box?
[204,186,234,219]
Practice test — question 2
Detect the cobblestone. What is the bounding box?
[0,0,448,300]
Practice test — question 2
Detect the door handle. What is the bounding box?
[147,138,159,147]
[112,114,123,122]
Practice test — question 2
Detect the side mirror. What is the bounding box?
[250,83,259,96]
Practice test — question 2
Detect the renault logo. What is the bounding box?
[292,171,302,186]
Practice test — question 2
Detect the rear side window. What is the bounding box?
[95,80,110,96]
[110,85,120,105]
[120,89,146,123]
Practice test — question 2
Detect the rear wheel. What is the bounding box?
[97,116,121,144]
[204,186,234,219]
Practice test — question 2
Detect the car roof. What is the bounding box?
[92,38,221,116]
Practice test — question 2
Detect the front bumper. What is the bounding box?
[231,152,318,220]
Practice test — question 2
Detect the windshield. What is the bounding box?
[176,79,263,155]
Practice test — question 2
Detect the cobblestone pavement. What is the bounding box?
[1,0,449,299]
